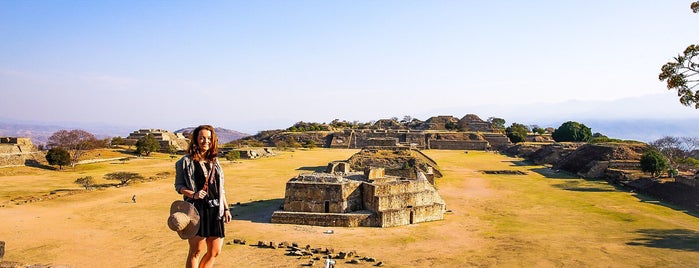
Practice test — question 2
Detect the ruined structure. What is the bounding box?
[0,137,44,167]
[125,129,189,152]
[327,129,511,151]
[345,147,442,182]
[219,147,276,159]
[271,149,446,227]
[247,114,512,151]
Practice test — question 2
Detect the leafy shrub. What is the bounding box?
[640,150,669,177]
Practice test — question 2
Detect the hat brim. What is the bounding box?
[170,200,200,239]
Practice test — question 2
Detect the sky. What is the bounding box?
[1,1,698,135]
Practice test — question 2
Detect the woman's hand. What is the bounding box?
[223,210,232,223]
[193,190,207,200]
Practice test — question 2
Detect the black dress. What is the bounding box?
[191,161,225,238]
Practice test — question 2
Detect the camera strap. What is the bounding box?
[199,161,217,193]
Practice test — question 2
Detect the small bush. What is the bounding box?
[226,150,241,161]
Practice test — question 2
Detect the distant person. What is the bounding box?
[174,125,232,268]
[132,194,136,203]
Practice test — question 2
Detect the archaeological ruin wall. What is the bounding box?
[271,155,447,228]
[0,137,45,167]
[126,129,189,152]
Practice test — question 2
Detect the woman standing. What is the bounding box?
[175,125,232,268]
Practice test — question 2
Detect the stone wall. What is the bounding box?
[429,140,488,150]
[325,129,510,150]
[274,168,445,227]
[126,129,189,152]
[271,211,373,227]
[608,160,641,170]
[281,178,364,213]
[0,137,44,167]
[376,203,446,227]
[481,133,512,150]
[675,176,699,189]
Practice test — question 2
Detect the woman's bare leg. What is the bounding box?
[198,237,223,268]
[187,236,206,268]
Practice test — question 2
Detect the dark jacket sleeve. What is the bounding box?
[174,157,188,194]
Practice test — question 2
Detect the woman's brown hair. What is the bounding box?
[187,125,219,162]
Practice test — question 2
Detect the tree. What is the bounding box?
[303,139,317,149]
[649,136,699,170]
[532,127,546,135]
[649,136,683,167]
[225,150,241,161]
[75,176,95,189]
[659,3,699,108]
[487,117,506,131]
[48,129,98,167]
[505,123,529,143]
[104,172,144,186]
[45,147,70,170]
[135,134,160,156]
[111,136,125,146]
[552,121,592,142]
[400,115,413,125]
[640,150,669,178]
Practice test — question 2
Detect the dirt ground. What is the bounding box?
[1,149,699,267]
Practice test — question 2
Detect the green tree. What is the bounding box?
[532,127,546,135]
[104,172,144,186]
[659,3,699,108]
[303,140,317,149]
[505,123,529,143]
[640,150,669,178]
[48,129,98,167]
[111,136,125,146]
[487,117,506,131]
[552,121,592,142]
[166,145,178,155]
[135,134,160,156]
[75,176,95,189]
[45,147,71,170]
[225,150,241,161]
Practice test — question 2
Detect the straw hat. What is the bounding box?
[167,200,200,239]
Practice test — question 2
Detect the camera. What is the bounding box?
[207,198,220,208]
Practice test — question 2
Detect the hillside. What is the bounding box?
[0,121,250,146]
[175,127,250,144]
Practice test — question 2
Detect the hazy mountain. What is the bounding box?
[175,127,250,144]
[0,120,250,146]
[0,121,134,145]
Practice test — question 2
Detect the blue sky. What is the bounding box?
[1,1,698,135]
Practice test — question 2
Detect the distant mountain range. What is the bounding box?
[174,127,250,144]
[1,116,697,146]
[0,122,250,145]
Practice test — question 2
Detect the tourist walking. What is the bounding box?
[173,125,232,268]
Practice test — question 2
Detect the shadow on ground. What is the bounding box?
[230,198,284,223]
[627,229,699,252]
[520,162,699,218]
[296,166,327,172]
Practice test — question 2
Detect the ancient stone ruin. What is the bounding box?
[253,114,513,151]
[271,148,446,227]
[125,129,189,152]
[0,137,44,168]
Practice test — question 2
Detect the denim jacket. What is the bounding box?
[174,155,226,218]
